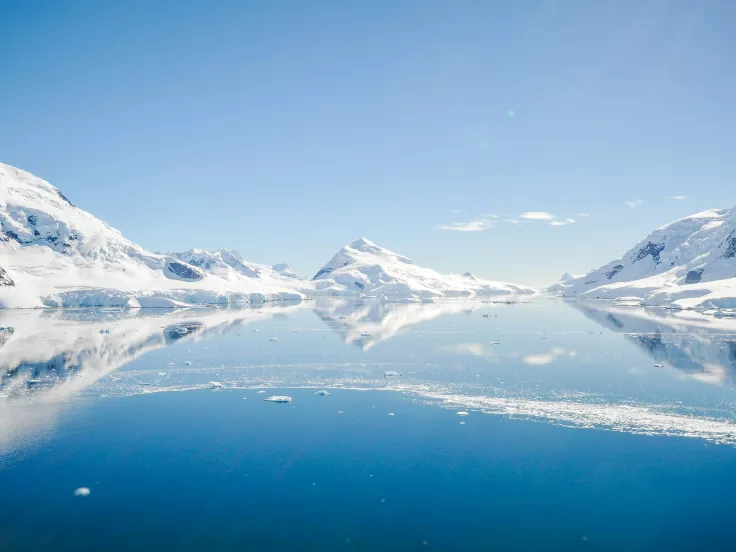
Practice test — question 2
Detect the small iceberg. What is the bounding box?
[384,370,401,377]
[490,340,501,345]
[264,396,292,403]
[184,361,192,366]
[209,381,223,389]
[456,411,469,416]
[315,390,330,396]
[73,487,91,497]
[256,390,266,394]
[654,363,664,368]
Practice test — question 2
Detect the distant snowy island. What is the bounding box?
[0,163,535,308]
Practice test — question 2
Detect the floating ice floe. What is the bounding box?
[490,340,502,345]
[158,372,167,376]
[388,412,395,416]
[456,411,469,416]
[184,361,192,366]
[209,381,223,389]
[264,396,292,403]
[384,370,401,377]
[73,487,91,497]
[256,390,266,394]
[315,390,330,396]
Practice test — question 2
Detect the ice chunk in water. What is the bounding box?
[264,396,292,403]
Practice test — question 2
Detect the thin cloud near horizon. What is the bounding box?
[626,200,644,208]
[436,218,494,232]
[520,211,556,221]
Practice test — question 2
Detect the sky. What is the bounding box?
[1,0,734,287]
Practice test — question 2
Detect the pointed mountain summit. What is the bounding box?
[312,238,536,300]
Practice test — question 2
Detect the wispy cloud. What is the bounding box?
[436,218,494,232]
[576,213,591,218]
[521,211,556,221]
[450,209,465,214]
[505,218,532,225]
[669,195,688,200]
[550,218,576,226]
[625,200,644,208]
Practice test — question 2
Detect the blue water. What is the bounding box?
[1,299,736,550]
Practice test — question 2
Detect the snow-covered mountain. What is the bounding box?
[172,248,301,281]
[0,162,536,308]
[551,208,736,310]
[0,163,303,308]
[312,238,537,300]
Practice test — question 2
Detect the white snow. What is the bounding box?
[0,163,305,308]
[551,208,736,311]
[264,396,292,403]
[0,163,535,308]
[311,238,536,301]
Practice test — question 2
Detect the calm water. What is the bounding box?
[1,299,736,551]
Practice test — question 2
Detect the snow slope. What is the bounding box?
[172,248,301,282]
[551,208,736,310]
[0,163,304,307]
[311,238,537,300]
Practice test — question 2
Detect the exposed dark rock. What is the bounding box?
[0,266,14,286]
[354,281,365,289]
[166,261,204,281]
[605,264,624,280]
[685,268,704,284]
[723,231,736,259]
[56,188,74,206]
[313,267,333,280]
[634,241,666,265]
[27,214,37,226]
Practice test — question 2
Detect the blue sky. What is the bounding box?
[1,0,734,287]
